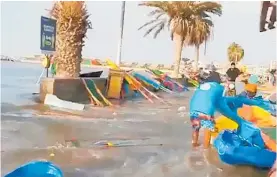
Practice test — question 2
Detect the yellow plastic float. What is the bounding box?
[212,105,276,138]
[212,105,277,151]
[211,115,238,138]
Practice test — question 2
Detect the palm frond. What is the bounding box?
[195,2,223,17]
[147,9,163,16]
[153,22,165,38]
[143,20,165,37]
[138,1,222,46]
[138,19,161,30]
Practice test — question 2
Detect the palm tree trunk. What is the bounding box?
[194,45,200,71]
[172,34,184,78]
[51,2,91,79]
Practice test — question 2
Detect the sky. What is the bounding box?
[1,1,276,65]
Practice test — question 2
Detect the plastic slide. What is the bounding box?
[213,130,276,168]
[244,96,276,116]
[213,97,277,168]
[212,113,276,152]
[4,161,63,177]
[190,82,276,168]
[213,106,276,138]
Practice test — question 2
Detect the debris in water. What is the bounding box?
[178,106,186,112]
[65,138,80,147]
[107,142,114,147]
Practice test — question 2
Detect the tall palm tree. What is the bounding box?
[138,1,222,77]
[50,1,91,78]
[227,42,244,64]
[186,17,214,70]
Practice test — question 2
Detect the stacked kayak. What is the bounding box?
[147,68,189,92]
[4,161,63,177]
[132,71,161,90]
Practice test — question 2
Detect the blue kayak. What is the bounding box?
[4,161,63,177]
[213,130,276,168]
[132,72,161,90]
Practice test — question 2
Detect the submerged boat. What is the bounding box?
[79,71,103,78]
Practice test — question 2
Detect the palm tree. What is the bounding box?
[50,1,91,78]
[227,42,244,64]
[138,1,222,77]
[186,17,214,70]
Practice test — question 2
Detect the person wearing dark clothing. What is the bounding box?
[206,65,222,84]
[181,74,189,91]
[206,71,221,84]
[226,62,240,82]
[181,74,188,87]
[269,69,276,86]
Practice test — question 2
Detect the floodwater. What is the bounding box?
[1,62,268,177]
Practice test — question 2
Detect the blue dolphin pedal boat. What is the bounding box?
[213,129,276,168]
[4,161,63,177]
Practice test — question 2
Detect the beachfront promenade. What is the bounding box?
[1,54,275,76]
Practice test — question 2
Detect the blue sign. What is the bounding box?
[40,16,56,53]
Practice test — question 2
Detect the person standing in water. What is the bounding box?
[189,82,224,148]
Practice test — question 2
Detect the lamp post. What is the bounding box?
[116,1,126,66]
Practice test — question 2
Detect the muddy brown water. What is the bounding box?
[1,62,268,177]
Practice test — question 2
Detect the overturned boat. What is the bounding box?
[79,71,103,78]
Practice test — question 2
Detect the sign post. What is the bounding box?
[40,16,56,79]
